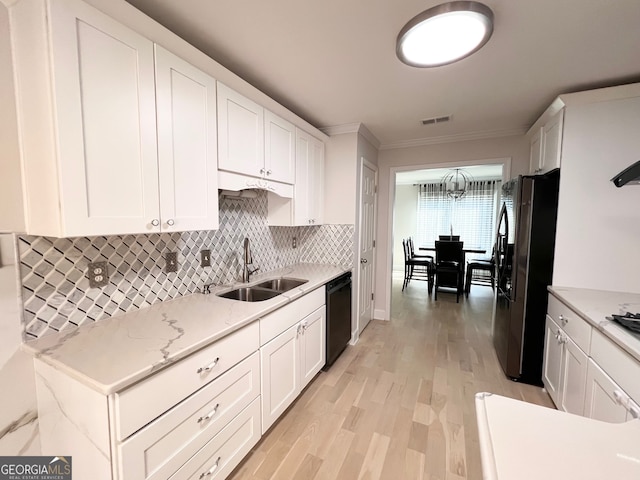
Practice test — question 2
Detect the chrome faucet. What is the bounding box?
[242,237,259,282]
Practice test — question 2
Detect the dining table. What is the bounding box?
[419,246,487,294]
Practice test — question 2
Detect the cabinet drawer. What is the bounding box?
[590,329,640,405]
[259,287,324,345]
[118,352,260,480]
[547,294,592,352]
[115,322,259,440]
[169,397,261,480]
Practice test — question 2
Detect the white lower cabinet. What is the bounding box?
[259,288,326,433]
[544,292,640,423]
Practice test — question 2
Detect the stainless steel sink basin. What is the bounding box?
[217,287,281,302]
[253,277,308,292]
[216,277,308,302]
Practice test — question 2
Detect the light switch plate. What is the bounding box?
[165,252,178,273]
[88,261,109,288]
[200,249,211,267]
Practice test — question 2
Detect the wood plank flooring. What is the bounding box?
[229,274,554,480]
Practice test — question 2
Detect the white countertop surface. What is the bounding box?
[475,392,640,480]
[548,286,640,362]
[23,263,350,395]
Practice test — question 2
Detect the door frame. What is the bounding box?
[353,156,378,343]
[383,157,512,321]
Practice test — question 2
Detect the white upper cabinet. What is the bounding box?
[155,46,219,232]
[217,82,265,179]
[295,128,325,225]
[217,82,295,186]
[528,104,564,175]
[264,110,295,184]
[9,0,218,236]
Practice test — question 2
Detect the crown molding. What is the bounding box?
[379,126,528,151]
[320,123,382,149]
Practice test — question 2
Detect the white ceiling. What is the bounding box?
[125,0,640,148]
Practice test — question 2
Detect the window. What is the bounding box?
[416,180,502,255]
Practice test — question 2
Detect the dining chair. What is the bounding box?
[408,237,434,262]
[438,235,460,241]
[465,246,495,296]
[402,239,434,293]
[434,240,464,302]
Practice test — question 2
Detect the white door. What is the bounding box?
[155,46,218,232]
[358,160,377,335]
[264,111,295,184]
[299,307,326,387]
[217,83,264,178]
[560,335,588,415]
[259,324,300,433]
[584,359,629,423]
[542,316,563,406]
[50,0,159,236]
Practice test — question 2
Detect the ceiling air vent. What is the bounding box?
[421,115,452,125]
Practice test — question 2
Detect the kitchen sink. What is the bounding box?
[253,277,308,292]
[217,287,281,302]
[216,277,308,302]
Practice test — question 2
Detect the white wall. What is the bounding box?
[393,185,417,271]
[374,134,530,320]
[553,93,640,293]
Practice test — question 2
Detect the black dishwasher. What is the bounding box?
[323,272,352,370]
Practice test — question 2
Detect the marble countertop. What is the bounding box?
[548,286,640,362]
[23,263,350,395]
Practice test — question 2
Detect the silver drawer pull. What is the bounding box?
[197,357,219,374]
[199,457,221,479]
[197,403,219,423]
[559,314,568,325]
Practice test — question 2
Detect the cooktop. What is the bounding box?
[609,312,640,335]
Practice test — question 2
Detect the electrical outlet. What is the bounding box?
[88,261,109,288]
[292,237,297,249]
[200,249,211,267]
[165,251,178,273]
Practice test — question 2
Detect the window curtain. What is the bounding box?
[416,180,502,256]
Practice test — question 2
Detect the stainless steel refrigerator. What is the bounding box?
[492,169,560,385]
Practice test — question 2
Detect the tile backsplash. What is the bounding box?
[19,191,354,340]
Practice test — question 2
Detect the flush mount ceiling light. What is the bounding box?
[396,1,494,68]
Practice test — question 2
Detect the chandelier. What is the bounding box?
[442,168,473,199]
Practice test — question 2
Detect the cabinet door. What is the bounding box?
[155,46,219,232]
[529,127,543,174]
[217,83,264,179]
[260,324,300,433]
[264,111,295,184]
[540,109,564,173]
[294,128,311,225]
[542,316,563,406]
[299,307,326,388]
[309,135,325,224]
[559,334,588,415]
[50,0,160,236]
[584,359,629,423]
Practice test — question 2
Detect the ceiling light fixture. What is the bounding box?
[396,1,494,68]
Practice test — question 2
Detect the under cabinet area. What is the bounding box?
[543,291,640,422]
[8,0,218,236]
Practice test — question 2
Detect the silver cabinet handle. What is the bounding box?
[197,357,219,374]
[260,168,265,175]
[166,219,175,226]
[559,314,568,325]
[302,321,308,332]
[613,390,624,405]
[266,169,272,175]
[151,219,160,227]
[360,258,368,264]
[199,457,221,479]
[197,403,219,423]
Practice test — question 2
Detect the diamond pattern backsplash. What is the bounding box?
[19,191,354,340]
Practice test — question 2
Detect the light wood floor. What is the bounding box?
[229,274,554,480]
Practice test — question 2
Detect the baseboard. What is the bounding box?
[374,308,388,321]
